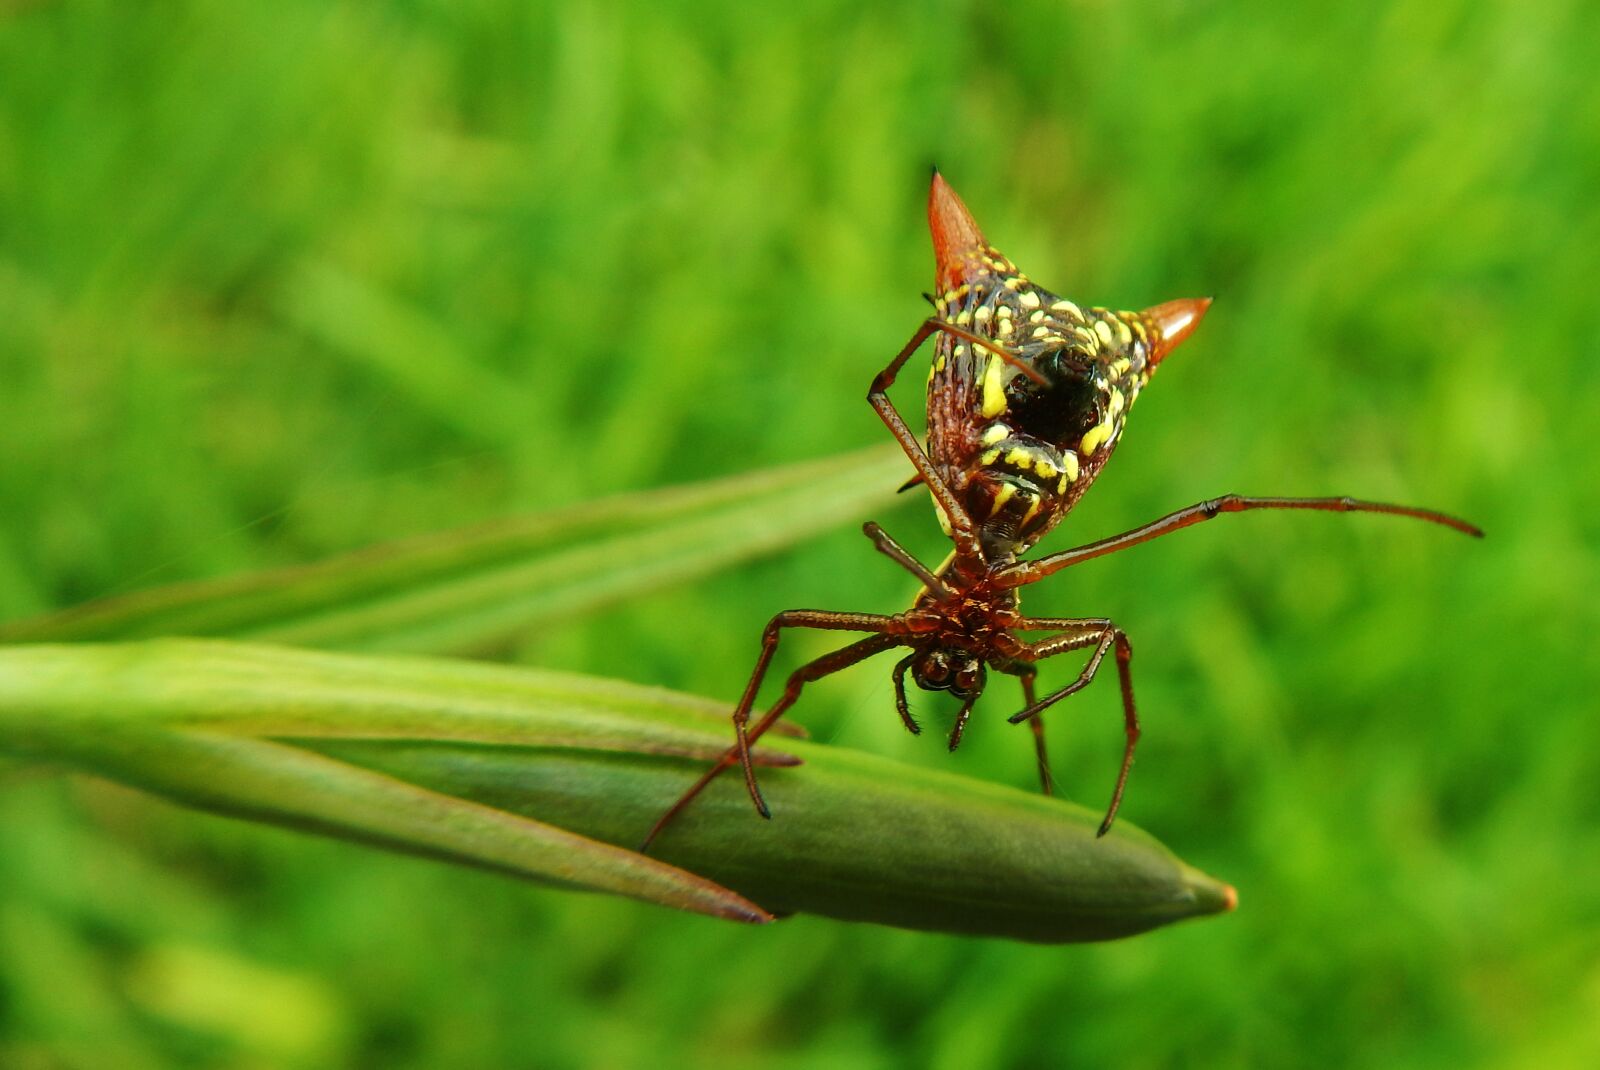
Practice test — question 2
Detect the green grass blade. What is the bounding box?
[0,640,1234,942]
[0,446,909,653]
[72,728,772,925]
[278,262,534,449]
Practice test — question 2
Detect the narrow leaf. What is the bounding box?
[79,728,771,924]
[0,640,1234,942]
[0,446,910,654]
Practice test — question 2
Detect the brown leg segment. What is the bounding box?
[1100,630,1141,838]
[1005,624,1114,725]
[891,652,921,735]
[997,494,1482,589]
[733,631,902,818]
[641,623,900,851]
[1018,670,1054,795]
[868,317,1014,562]
[863,521,951,598]
[947,695,978,751]
[1003,617,1141,837]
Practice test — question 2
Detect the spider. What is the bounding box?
[641,171,1479,850]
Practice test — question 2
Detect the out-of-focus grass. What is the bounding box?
[0,445,910,652]
[1,1,1596,1066]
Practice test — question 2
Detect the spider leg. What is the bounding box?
[863,521,952,599]
[946,694,978,751]
[998,495,1481,589]
[1004,617,1141,837]
[1102,630,1139,838]
[1005,621,1115,725]
[891,652,921,735]
[1019,669,1053,795]
[870,317,1035,562]
[641,613,900,852]
[991,660,1057,795]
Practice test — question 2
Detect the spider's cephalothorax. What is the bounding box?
[641,172,1479,852]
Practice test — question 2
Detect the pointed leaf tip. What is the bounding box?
[1176,862,1238,918]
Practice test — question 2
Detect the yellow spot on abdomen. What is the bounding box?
[989,482,1017,517]
[980,355,1008,418]
[1080,421,1111,456]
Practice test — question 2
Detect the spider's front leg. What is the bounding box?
[869,318,1039,564]
[640,610,899,852]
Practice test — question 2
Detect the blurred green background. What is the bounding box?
[2,0,1596,1066]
